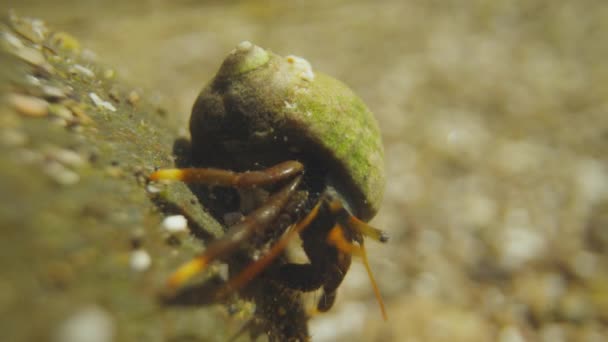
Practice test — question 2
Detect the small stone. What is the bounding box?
[575,158,608,204]
[103,68,115,79]
[104,166,123,178]
[127,90,140,105]
[65,102,94,124]
[130,249,151,272]
[498,325,525,342]
[8,93,49,117]
[570,251,596,279]
[41,85,68,101]
[559,288,592,322]
[499,208,546,270]
[11,16,48,43]
[0,129,28,146]
[14,46,46,66]
[25,74,41,86]
[89,93,116,112]
[48,103,73,120]
[81,49,97,61]
[44,161,80,186]
[2,32,24,49]
[70,64,95,78]
[540,324,566,342]
[54,306,115,342]
[49,31,81,53]
[161,215,188,233]
[145,184,160,194]
[50,147,86,168]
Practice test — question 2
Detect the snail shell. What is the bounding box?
[190,41,384,221]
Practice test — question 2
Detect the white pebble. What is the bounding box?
[89,93,116,112]
[309,302,366,342]
[499,208,546,269]
[145,184,160,194]
[500,226,546,270]
[575,158,608,204]
[54,306,115,342]
[45,161,80,186]
[498,325,525,342]
[161,215,188,233]
[3,32,24,48]
[72,64,95,78]
[130,249,151,272]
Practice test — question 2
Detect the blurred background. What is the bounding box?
[4,0,608,341]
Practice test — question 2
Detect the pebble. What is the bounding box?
[500,208,546,270]
[2,32,24,49]
[50,31,81,53]
[310,302,366,342]
[145,184,160,194]
[128,90,140,105]
[41,85,68,101]
[89,93,116,112]
[0,129,28,146]
[540,324,566,342]
[48,103,73,120]
[44,161,80,186]
[498,325,525,342]
[103,68,115,79]
[54,306,114,342]
[575,158,608,204]
[65,102,93,124]
[161,215,188,233]
[11,16,48,43]
[14,46,46,66]
[70,64,95,78]
[129,249,151,272]
[49,147,86,168]
[8,93,49,117]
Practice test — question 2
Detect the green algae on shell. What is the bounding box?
[190,41,385,221]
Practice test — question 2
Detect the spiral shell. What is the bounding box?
[190,42,384,221]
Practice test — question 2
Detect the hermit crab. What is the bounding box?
[150,41,388,320]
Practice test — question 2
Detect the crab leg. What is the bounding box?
[161,175,303,290]
[216,200,323,297]
[150,160,303,188]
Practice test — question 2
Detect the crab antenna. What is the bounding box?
[327,225,388,321]
[358,239,388,321]
[348,216,389,243]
